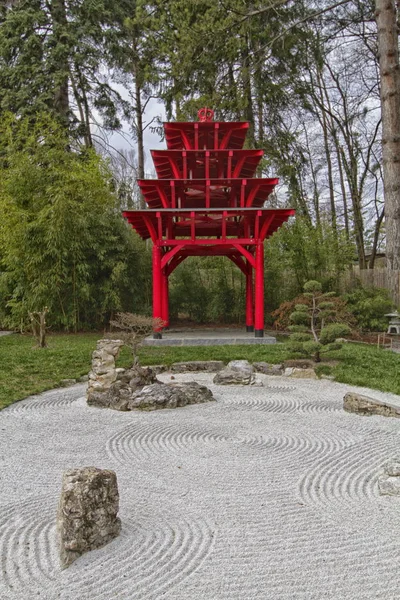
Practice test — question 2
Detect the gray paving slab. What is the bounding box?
[143,328,277,346]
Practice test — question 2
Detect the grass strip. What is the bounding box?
[0,333,399,410]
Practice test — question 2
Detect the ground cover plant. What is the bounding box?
[1,333,400,410]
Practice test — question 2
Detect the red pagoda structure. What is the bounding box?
[123,109,294,339]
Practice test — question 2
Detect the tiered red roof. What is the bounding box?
[123,109,294,338]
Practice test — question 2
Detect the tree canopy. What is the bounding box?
[0,0,399,329]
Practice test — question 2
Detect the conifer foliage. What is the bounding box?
[288,280,351,362]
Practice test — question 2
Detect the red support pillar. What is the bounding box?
[254,242,264,337]
[152,244,163,339]
[245,262,254,332]
[161,270,169,329]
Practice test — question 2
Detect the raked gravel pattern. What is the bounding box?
[0,374,400,599]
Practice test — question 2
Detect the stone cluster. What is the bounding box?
[87,341,214,411]
[171,360,225,373]
[253,360,319,379]
[378,459,400,496]
[57,467,121,569]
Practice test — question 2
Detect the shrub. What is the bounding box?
[287,281,351,362]
[272,295,356,331]
[344,286,394,331]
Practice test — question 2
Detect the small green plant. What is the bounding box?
[288,280,351,362]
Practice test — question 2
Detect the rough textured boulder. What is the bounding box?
[253,362,283,376]
[87,339,124,401]
[87,340,215,411]
[171,360,225,373]
[57,467,121,568]
[343,393,400,418]
[284,367,317,379]
[379,459,400,496]
[213,360,259,386]
[127,381,214,410]
[88,365,158,411]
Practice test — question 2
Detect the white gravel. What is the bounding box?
[1,373,400,600]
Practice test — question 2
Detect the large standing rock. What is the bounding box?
[57,467,121,568]
[213,360,257,386]
[127,381,214,411]
[87,339,124,401]
[171,361,225,373]
[378,459,400,496]
[343,393,400,418]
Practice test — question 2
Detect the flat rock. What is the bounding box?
[57,467,121,568]
[343,393,400,418]
[127,381,215,410]
[171,361,225,373]
[253,362,283,375]
[213,366,255,386]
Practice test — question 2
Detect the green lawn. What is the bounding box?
[0,333,399,410]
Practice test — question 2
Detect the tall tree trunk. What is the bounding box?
[133,61,145,209]
[317,69,337,238]
[335,138,350,240]
[375,0,400,294]
[51,0,69,121]
[241,35,255,148]
[369,208,385,269]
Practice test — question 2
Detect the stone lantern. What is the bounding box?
[385,311,400,334]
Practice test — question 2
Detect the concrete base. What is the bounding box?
[144,328,276,347]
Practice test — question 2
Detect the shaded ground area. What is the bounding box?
[1,375,400,599]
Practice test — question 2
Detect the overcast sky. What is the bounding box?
[105,97,166,171]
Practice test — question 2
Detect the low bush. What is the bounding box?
[344,286,394,331]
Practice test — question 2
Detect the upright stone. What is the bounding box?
[57,467,121,568]
[87,339,124,402]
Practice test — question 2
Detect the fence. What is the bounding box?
[340,266,400,307]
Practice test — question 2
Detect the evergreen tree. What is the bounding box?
[0,0,132,141]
